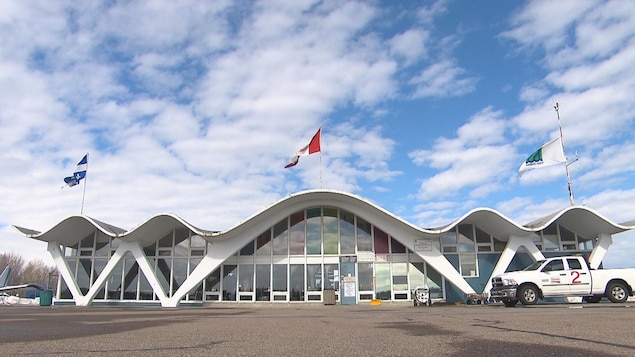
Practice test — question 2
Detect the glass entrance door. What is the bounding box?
[340,258,356,305]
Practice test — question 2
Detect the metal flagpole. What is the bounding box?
[80,153,89,215]
[320,152,323,189]
[554,103,576,206]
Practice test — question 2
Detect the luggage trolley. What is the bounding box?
[412,285,430,306]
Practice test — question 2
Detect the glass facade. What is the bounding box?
[57,208,596,305]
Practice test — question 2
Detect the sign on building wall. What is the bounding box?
[414,239,433,252]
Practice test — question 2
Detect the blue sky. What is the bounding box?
[2,0,635,268]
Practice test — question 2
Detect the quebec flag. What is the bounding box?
[64,154,88,187]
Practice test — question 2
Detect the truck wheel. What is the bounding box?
[607,282,628,303]
[518,285,538,305]
[503,299,518,307]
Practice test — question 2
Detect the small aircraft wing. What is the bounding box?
[0,267,45,292]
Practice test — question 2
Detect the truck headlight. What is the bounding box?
[502,278,517,286]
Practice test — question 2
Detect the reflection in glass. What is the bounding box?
[306,208,322,255]
[256,229,271,256]
[273,264,287,292]
[543,224,559,251]
[409,262,425,288]
[289,211,305,255]
[107,260,123,300]
[323,207,338,254]
[222,265,237,301]
[273,219,289,255]
[307,264,321,291]
[157,258,171,296]
[256,264,270,301]
[290,264,305,301]
[93,258,107,299]
[356,217,372,251]
[123,258,139,300]
[77,259,91,295]
[172,258,188,296]
[375,263,390,300]
[358,263,373,291]
[239,264,254,292]
[340,210,355,254]
[174,229,190,256]
[374,227,389,254]
[324,264,339,290]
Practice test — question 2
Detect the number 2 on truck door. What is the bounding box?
[567,258,591,294]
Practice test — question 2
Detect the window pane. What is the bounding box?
[205,267,221,294]
[358,263,374,291]
[460,254,477,277]
[409,262,425,288]
[356,217,372,252]
[256,264,270,301]
[240,240,255,256]
[375,263,390,300]
[475,226,491,244]
[559,225,576,242]
[290,264,304,301]
[239,264,254,292]
[107,260,123,300]
[273,218,288,255]
[374,227,389,254]
[323,207,338,254]
[222,265,237,301]
[391,237,406,254]
[256,229,271,256]
[77,259,91,295]
[174,229,190,256]
[543,225,559,251]
[307,264,322,291]
[324,264,339,291]
[289,211,305,255]
[273,264,287,292]
[95,233,110,257]
[442,231,457,245]
[340,210,355,254]
[123,259,139,300]
[458,224,475,253]
[306,208,322,255]
[159,232,173,247]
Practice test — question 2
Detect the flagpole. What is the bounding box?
[80,153,89,215]
[554,103,575,206]
[319,152,323,189]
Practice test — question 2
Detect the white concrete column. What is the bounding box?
[482,236,545,296]
[587,233,612,269]
[167,238,247,307]
[410,242,476,296]
[48,242,84,305]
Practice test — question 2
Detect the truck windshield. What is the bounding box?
[523,260,545,271]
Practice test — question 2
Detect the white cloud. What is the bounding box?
[409,59,477,98]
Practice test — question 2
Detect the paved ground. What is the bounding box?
[1,302,634,356]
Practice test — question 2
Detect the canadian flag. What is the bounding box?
[284,127,321,168]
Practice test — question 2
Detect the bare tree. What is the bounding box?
[1,252,57,294]
[0,252,26,286]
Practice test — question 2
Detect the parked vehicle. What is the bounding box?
[490,256,635,307]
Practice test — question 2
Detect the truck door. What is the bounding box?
[540,258,569,296]
[566,258,591,295]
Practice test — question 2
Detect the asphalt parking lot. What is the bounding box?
[1,302,634,356]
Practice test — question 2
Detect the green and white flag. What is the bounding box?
[519,137,566,176]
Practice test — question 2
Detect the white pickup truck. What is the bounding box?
[490,256,635,307]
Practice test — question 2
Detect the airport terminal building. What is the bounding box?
[14,190,635,307]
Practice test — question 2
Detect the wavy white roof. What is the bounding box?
[13,190,635,246]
